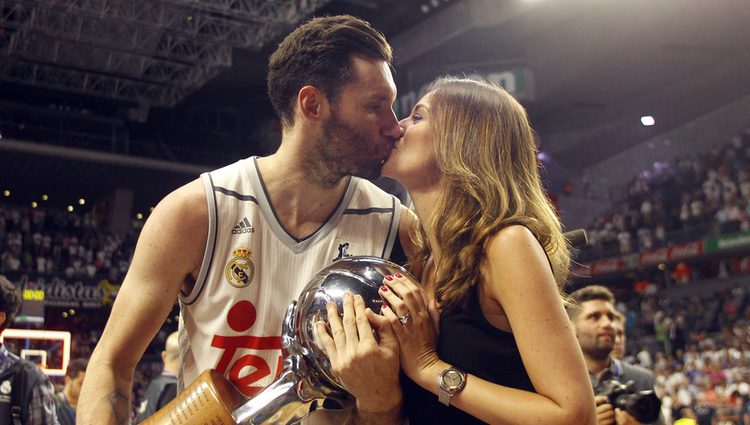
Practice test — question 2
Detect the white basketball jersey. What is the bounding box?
[178,157,401,422]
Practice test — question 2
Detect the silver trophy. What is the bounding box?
[231,256,411,424]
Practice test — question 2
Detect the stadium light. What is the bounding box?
[641,116,655,126]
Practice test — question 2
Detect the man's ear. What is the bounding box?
[297,85,330,123]
[0,312,5,329]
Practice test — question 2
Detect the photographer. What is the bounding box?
[568,285,663,425]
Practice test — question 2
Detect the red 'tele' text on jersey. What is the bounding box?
[210,300,283,397]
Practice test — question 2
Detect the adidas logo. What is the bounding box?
[232,217,255,234]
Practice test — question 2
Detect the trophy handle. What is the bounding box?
[141,369,246,425]
[281,300,297,352]
[231,354,352,425]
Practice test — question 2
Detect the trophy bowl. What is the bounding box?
[286,255,413,392]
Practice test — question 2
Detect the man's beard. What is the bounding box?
[587,340,615,361]
[307,110,391,188]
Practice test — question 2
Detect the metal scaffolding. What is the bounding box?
[0,0,331,106]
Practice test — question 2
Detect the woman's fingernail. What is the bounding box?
[380,285,389,292]
[395,273,403,278]
[385,275,394,281]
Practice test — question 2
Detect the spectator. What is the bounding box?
[0,274,58,424]
[135,332,179,422]
[55,358,88,425]
[612,311,626,360]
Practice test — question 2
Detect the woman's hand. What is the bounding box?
[379,272,441,382]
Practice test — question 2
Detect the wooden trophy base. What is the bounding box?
[142,370,246,425]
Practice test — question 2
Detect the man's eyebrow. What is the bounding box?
[370,93,392,102]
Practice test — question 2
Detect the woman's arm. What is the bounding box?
[381,225,596,425]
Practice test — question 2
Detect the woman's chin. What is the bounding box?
[380,162,397,179]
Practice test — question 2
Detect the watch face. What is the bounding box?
[443,370,464,390]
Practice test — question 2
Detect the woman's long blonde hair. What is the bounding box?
[412,77,570,312]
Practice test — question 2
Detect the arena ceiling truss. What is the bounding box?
[0,0,331,106]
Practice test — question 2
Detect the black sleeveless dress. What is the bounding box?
[401,286,535,424]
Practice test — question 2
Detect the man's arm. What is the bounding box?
[77,179,208,425]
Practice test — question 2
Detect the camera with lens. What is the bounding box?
[596,379,661,423]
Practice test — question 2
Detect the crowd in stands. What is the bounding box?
[580,127,750,262]
[0,203,138,282]
[0,202,168,417]
[609,271,750,424]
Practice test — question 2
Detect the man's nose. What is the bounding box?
[383,109,402,139]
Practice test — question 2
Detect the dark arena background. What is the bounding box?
[1,0,750,423]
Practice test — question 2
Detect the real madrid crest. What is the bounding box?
[0,379,11,395]
[225,247,255,288]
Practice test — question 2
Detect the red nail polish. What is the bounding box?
[380,285,389,292]
[385,275,393,281]
[395,273,403,278]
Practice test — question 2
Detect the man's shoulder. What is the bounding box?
[619,360,655,390]
[152,373,178,387]
[206,158,252,179]
[0,357,53,393]
[14,358,51,382]
[620,360,653,376]
[353,177,396,203]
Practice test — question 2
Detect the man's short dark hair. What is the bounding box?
[66,358,88,379]
[267,14,392,128]
[566,285,615,318]
[0,275,21,332]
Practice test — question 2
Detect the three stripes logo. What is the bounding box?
[232,217,255,235]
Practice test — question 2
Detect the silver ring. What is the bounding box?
[398,312,410,325]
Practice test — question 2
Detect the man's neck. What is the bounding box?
[256,149,350,239]
[163,364,178,376]
[585,354,611,376]
[64,388,78,409]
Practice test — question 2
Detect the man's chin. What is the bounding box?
[350,161,385,181]
[592,347,615,361]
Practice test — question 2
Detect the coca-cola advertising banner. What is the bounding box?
[4,273,121,308]
[572,240,707,281]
